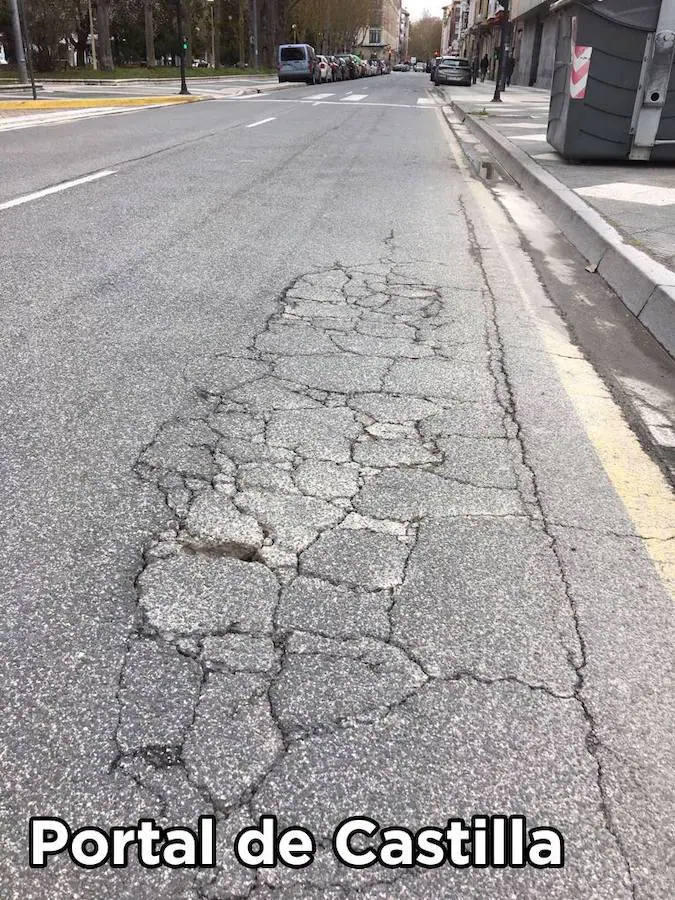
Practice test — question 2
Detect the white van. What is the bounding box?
[277,44,320,85]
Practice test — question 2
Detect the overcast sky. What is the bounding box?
[405,2,441,22]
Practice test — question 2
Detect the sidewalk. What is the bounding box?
[439,81,675,358]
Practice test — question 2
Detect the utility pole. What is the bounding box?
[8,0,28,84]
[176,0,189,94]
[492,0,510,103]
[87,0,97,70]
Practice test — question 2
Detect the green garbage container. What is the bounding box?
[547,0,675,160]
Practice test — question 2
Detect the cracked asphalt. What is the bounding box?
[1,75,673,898]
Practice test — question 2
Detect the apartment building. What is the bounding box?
[357,1,408,62]
[459,1,557,87]
[510,0,557,88]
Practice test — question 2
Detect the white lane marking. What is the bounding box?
[229,97,437,110]
[0,104,183,133]
[304,93,335,100]
[417,98,435,106]
[499,122,546,128]
[341,94,368,102]
[0,169,116,211]
[576,181,675,206]
[509,133,549,142]
[246,116,276,128]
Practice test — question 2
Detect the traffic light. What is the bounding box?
[182,37,188,52]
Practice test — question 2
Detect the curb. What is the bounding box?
[235,82,304,96]
[0,82,44,92]
[447,101,675,359]
[0,96,204,110]
[33,74,276,86]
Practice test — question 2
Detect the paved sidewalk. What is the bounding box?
[439,81,675,357]
[447,83,675,271]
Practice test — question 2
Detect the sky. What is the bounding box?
[405,2,440,22]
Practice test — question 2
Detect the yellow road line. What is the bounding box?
[0,96,205,110]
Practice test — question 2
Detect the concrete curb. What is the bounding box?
[235,82,304,96]
[33,74,277,86]
[0,82,44,92]
[446,102,675,359]
[0,96,204,110]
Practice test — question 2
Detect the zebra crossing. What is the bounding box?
[301,92,439,107]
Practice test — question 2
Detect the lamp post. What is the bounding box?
[491,0,510,103]
[175,0,189,94]
[292,23,297,44]
[206,0,215,68]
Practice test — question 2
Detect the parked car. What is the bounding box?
[392,63,408,72]
[336,54,360,79]
[277,43,320,84]
[414,61,425,72]
[328,56,343,81]
[433,56,472,87]
[317,55,333,82]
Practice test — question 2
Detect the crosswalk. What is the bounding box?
[0,91,440,134]
[302,92,438,107]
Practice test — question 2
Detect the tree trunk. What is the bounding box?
[238,0,246,66]
[213,0,221,68]
[185,1,193,68]
[96,0,114,71]
[144,0,155,67]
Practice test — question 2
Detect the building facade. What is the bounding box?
[442,2,471,55]
[356,1,408,62]
[509,0,557,88]
[457,0,556,85]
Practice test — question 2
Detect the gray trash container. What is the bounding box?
[547,0,675,160]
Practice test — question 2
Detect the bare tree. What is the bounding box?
[408,15,442,62]
[95,0,114,69]
[144,0,155,66]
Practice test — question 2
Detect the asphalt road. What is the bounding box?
[1,73,673,899]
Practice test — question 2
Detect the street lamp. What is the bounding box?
[206,0,215,69]
[292,23,297,44]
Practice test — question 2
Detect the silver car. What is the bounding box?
[434,56,472,87]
